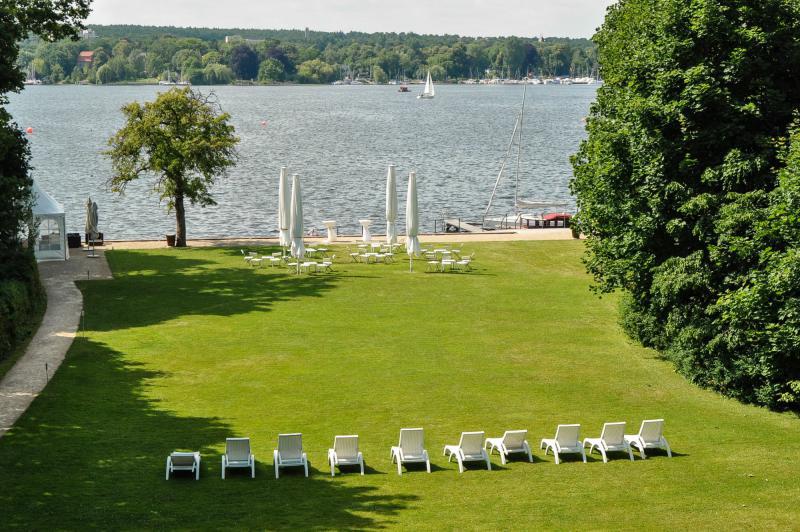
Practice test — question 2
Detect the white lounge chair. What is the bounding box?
[624,419,672,459]
[540,424,587,464]
[166,451,200,480]
[485,430,533,464]
[583,422,634,463]
[327,435,364,476]
[390,428,431,475]
[443,431,491,473]
[274,433,309,478]
[221,437,255,479]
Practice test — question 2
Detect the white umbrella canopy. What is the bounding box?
[405,171,420,255]
[290,173,305,259]
[386,164,398,244]
[278,167,291,247]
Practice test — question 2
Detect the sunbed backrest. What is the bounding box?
[600,423,626,445]
[555,424,581,446]
[278,433,303,459]
[639,419,664,442]
[503,430,527,448]
[459,432,485,454]
[399,428,424,455]
[170,452,195,466]
[334,435,359,459]
[226,438,251,461]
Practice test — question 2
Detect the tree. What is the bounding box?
[228,44,258,80]
[203,63,233,84]
[296,59,336,83]
[257,58,284,82]
[106,88,239,247]
[0,0,91,362]
[570,0,800,409]
[371,64,387,83]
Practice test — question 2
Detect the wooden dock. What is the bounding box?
[444,218,483,233]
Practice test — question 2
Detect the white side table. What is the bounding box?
[358,219,372,243]
[322,220,337,243]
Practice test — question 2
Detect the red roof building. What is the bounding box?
[77,51,94,64]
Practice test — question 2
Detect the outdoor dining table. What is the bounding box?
[300,261,318,273]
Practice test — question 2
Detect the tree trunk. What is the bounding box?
[174,192,187,247]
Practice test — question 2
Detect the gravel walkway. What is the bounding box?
[0,249,112,438]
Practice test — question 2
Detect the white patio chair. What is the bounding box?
[485,430,533,464]
[241,249,253,263]
[274,433,309,478]
[166,451,200,480]
[327,435,364,476]
[390,428,431,475]
[540,424,587,464]
[320,254,336,272]
[266,253,282,267]
[426,260,441,272]
[222,437,256,478]
[456,253,475,271]
[624,419,672,459]
[583,422,634,463]
[443,431,491,473]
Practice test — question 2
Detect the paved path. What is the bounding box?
[0,249,112,438]
[106,228,577,250]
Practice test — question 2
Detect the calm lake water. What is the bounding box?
[7,84,596,240]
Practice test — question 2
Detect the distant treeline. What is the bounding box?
[18,24,598,85]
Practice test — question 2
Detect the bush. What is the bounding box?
[570,0,800,409]
[0,249,45,364]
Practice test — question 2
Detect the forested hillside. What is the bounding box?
[18,24,598,84]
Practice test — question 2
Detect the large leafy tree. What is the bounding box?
[228,44,258,80]
[106,88,239,247]
[571,0,800,409]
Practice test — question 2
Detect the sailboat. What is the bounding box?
[23,63,42,85]
[417,70,435,99]
[483,83,571,229]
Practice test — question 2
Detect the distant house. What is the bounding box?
[77,51,94,66]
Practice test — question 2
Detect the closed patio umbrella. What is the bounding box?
[290,173,305,263]
[84,197,98,243]
[406,171,420,256]
[386,164,398,245]
[278,167,291,247]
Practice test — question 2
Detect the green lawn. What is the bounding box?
[1,241,798,529]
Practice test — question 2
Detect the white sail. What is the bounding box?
[418,70,435,99]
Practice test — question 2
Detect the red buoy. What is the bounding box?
[25,126,33,134]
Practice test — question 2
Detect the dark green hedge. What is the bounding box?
[571,0,800,410]
[0,249,45,364]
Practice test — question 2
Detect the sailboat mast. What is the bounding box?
[485,113,521,219]
[514,83,527,212]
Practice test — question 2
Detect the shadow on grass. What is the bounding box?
[0,339,417,529]
[80,250,342,332]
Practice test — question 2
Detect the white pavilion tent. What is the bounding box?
[32,181,68,262]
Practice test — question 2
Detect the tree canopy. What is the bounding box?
[106,88,239,247]
[18,24,598,85]
[0,0,90,363]
[571,0,800,409]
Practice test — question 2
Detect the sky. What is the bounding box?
[85,0,618,38]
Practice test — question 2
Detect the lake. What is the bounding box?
[7,84,596,240]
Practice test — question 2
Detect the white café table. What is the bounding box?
[358,219,373,243]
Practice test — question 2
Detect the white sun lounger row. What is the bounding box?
[166,420,671,480]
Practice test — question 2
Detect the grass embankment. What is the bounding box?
[0,241,797,529]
